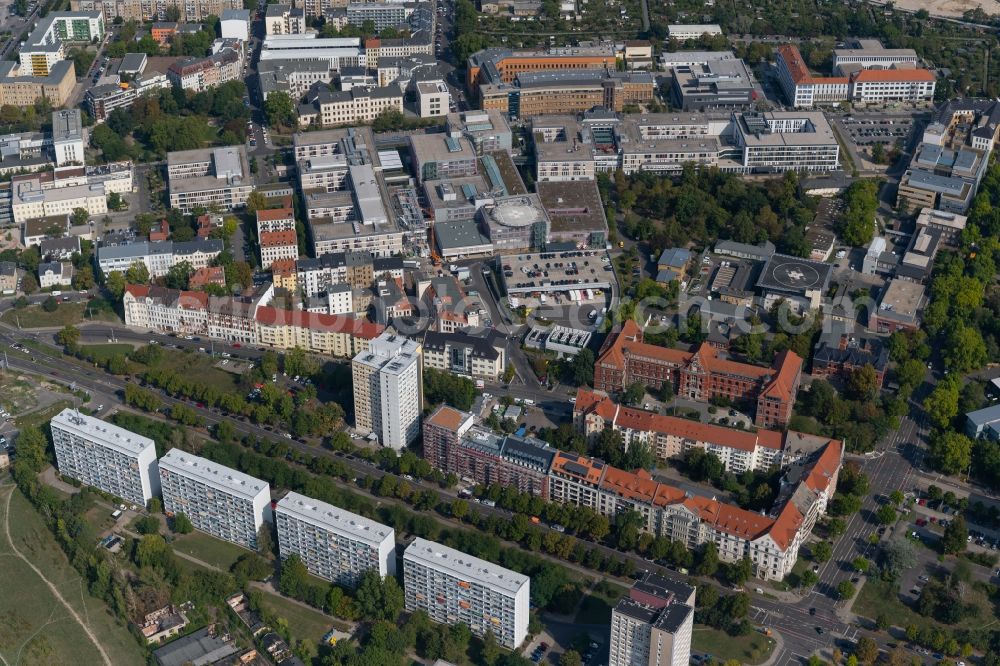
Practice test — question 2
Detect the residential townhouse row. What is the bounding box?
[423,404,843,581]
[122,283,384,357]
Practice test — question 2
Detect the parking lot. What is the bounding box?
[838,115,916,145]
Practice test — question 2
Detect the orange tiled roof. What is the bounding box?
[259,230,298,248]
[684,495,776,541]
[270,258,296,277]
[126,284,150,298]
[255,305,384,339]
[802,438,843,493]
[426,405,470,431]
[768,502,804,550]
[759,349,803,404]
[551,451,605,485]
[777,44,848,85]
[256,207,295,221]
[575,387,780,453]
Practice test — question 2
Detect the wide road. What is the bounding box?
[0,324,939,665]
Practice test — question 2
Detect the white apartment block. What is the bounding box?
[12,180,107,224]
[158,448,271,550]
[298,87,404,129]
[275,491,396,587]
[256,206,296,236]
[97,239,224,278]
[403,538,530,649]
[50,408,160,506]
[351,332,422,451]
[259,230,299,269]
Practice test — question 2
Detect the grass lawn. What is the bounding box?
[855,577,994,635]
[15,399,74,430]
[0,485,146,666]
[79,343,135,363]
[691,625,775,665]
[149,348,241,393]
[0,301,121,328]
[172,530,250,571]
[257,589,345,644]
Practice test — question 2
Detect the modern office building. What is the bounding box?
[403,537,530,649]
[665,24,722,41]
[775,45,848,108]
[158,448,271,550]
[351,332,422,450]
[50,408,160,507]
[668,58,757,111]
[732,111,840,173]
[609,572,695,666]
[167,146,254,213]
[275,491,396,587]
[832,38,919,70]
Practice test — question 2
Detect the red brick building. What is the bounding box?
[594,320,802,428]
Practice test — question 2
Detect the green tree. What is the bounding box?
[847,364,880,401]
[876,504,897,525]
[839,180,879,246]
[125,260,150,285]
[135,534,170,568]
[172,512,194,534]
[800,569,818,587]
[851,557,869,573]
[943,324,988,373]
[622,382,645,406]
[71,207,89,226]
[480,630,501,666]
[106,270,127,298]
[246,190,267,215]
[72,265,95,290]
[165,260,193,290]
[42,296,58,312]
[929,431,973,476]
[560,651,583,666]
[924,376,961,429]
[941,515,968,555]
[695,542,719,576]
[812,541,832,563]
[56,324,80,349]
[855,636,879,665]
[569,348,595,386]
[263,91,296,128]
[135,515,160,534]
[837,580,856,599]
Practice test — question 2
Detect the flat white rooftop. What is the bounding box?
[159,448,269,500]
[277,491,393,546]
[51,408,155,457]
[404,537,529,595]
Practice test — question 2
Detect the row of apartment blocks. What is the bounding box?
[49,408,530,650]
[12,161,132,226]
[424,403,843,580]
[122,282,386,355]
[532,110,840,179]
[594,320,802,429]
[775,44,935,108]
